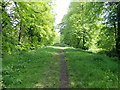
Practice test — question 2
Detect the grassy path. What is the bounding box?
[2,46,119,88]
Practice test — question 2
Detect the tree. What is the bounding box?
[2,1,58,55]
[60,1,120,56]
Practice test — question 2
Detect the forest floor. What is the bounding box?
[2,46,119,88]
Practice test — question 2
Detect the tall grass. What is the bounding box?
[2,47,60,88]
[63,48,119,88]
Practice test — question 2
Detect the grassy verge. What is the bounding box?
[2,46,60,88]
[63,48,119,88]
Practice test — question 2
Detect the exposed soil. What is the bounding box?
[58,49,69,88]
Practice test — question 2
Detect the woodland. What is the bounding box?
[0,1,120,88]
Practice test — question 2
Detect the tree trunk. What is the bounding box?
[116,3,120,59]
[18,22,22,43]
[14,2,22,44]
[83,30,85,49]
[76,38,80,48]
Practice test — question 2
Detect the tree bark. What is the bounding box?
[83,29,85,49]
[14,2,22,44]
[116,2,120,59]
[18,22,22,43]
[76,38,80,48]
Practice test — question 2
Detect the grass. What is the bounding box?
[2,46,120,88]
[63,48,119,88]
[0,58,2,89]
[2,46,60,88]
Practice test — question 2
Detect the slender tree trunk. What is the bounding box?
[14,2,22,44]
[113,21,117,53]
[76,38,80,48]
[113,22,117,40]
[83,29,85,49]
[116,3,120,59]
[18,22,22,43]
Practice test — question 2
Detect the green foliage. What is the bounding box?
[2,47,60,88]
[63,48,119,88]
[2,1,120,88]
[2,1,58,55]
[60,2,119,54]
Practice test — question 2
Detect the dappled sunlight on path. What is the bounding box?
[47,46,73,50]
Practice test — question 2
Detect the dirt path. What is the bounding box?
[58,49,69,88]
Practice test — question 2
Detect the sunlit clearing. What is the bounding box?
[35,83,44,88]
